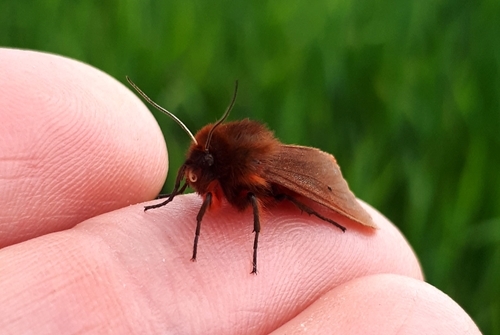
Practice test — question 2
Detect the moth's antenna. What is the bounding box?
[126,76,198,145]
[205,80,238,152]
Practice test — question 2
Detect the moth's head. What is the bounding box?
[182,81,238,193]
[183,140,217,193]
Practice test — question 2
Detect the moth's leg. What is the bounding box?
[276,194,346,232]
[248,193,260,274]
[191,192,212,262]
[156,193,173,199]
[155,182,188,199]
[145,165,187,211]
[144,182,188,211]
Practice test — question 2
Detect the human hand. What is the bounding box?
[0,49,480,334]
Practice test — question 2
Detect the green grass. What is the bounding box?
[2,1,499,332]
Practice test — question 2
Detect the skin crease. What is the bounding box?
[0,49,481,334]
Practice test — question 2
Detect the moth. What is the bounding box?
[127,77,376,273]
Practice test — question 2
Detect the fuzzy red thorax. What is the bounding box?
[183,119,280,211]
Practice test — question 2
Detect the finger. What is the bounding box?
[0,193,421,334]
[271,273,481,335]
[0,48,167,247]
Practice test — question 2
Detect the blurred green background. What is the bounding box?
[2,1,499,332]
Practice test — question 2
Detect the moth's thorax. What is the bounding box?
[184,119,280,207]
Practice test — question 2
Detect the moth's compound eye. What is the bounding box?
[188,170,198,183]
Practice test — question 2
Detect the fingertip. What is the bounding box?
[271,274,481,335]
[0,48,167,246]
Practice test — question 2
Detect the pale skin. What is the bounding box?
[0,48,481,334]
